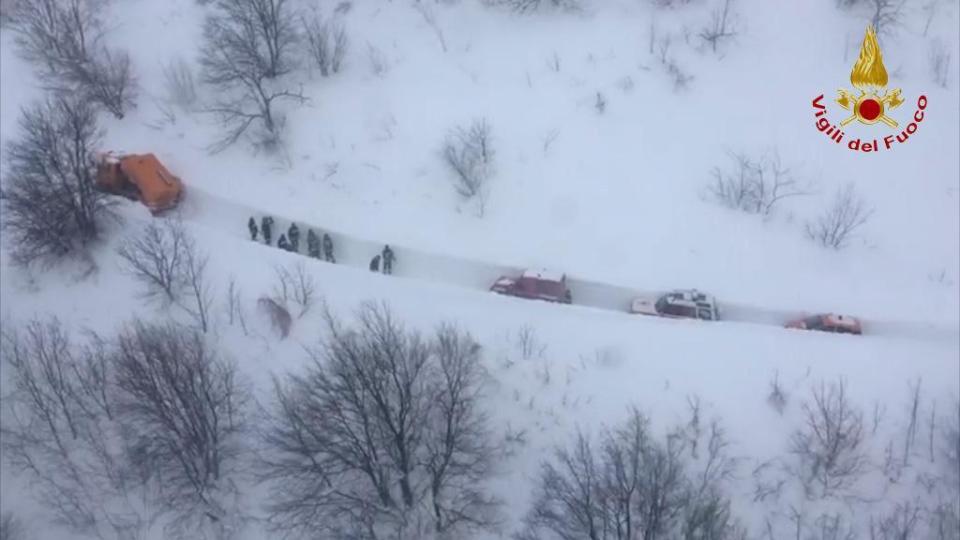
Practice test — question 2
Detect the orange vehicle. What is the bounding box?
[95,152,184,214]
[785,313,862,335]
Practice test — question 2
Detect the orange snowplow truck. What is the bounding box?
[95,152,184,214]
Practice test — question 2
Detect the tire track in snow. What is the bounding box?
[177,187,959,343]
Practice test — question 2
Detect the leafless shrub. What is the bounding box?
[257,297,292,338]
[8,0,138,118]
[367,44,389,77]
[942,400,960,489]
[162,56,198,111]
[805,183,873,250]
[301,12,348,77]
[416,3,447,53]
[442,119,494,202]
[112,320,250,533]
[514,324,546,360]
[649,0,695,7]
[808,513,857,540]
[902,379,922,468]
[768,371,788,415]
[200,0,303,152]
[929,38,951,89]
[488,0,582,13]
[0,318,151,539]
[271,263,316,318]
[869,502,921,540]
[699,0,738,53]
[790,379,868,498]
[180,235,214,333]
[117,220,189,305]
[708,149,808,216]
[928,500,960,540]
[868,0,906,37]
[594,91,607,114]
[1,96,115,269]
[654,35,694,91]
[0,512,26,540]
[224,276,249,335]
[258,303,501,537]
[519,407,743,540]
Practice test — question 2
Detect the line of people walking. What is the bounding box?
[247,216,398,275]
[248,216,335,263]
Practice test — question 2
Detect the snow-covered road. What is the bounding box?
[174,187,959,343]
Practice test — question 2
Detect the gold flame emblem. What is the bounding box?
[837,26,904,128]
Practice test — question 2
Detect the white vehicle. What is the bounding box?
[629,289,719,321]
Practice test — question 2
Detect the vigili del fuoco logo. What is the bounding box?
[812,25,927,153]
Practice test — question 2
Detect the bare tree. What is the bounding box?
[1,96,115,269]
[868,0,906,37]
[790,379,868,498]
[180,233,214,333]
[0,512,26,540]
[767,371,788,415]
[224,276,249,335]
[519,407,742,540]
[302,12,349,76]
[929,38,951,89]
[111,320,250,534]
[808,513,857,540]
[1,318,151,539]
[8,0,137,118]
[162,56,199,111]
[200,0,303,152]
[117,220,189,305]
[805,183,873,250]
[699,0,738,53]
[708,150,808,216]
[442,119,495,207]
[869,502,921,540]
[258,303,501,537]
[271,262,316,318]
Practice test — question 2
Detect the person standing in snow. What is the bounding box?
[323,233,335,263]
[307,229,321,258]
[288,223,300,253]
[248,217,258,241]
[277,234,290,251]
[381,245,395,275]
[261,216,275,245]
[369,254,381,272]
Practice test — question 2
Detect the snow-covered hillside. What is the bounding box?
[1,0,958,538]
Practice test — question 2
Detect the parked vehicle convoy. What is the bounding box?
[629,289,719,320]
[95,152,184,214]
[785,313,862,335]
[490,269,572,304]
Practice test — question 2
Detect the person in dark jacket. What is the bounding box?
[307,229,321,258]
[277,234,290,251]
[248,217,258,241]
[261,216,275,245]
[288,223,300,253]
[369,254,381,272]
[323,233,335,263]
[381,245,395,275]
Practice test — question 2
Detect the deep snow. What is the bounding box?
[1,0,959,538]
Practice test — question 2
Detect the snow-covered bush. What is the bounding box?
[200,0,304,152]
[442,119,495,212]
[259,303,501,538]
[805,183,873,250]
[1,96,115,269]
[8,0,137,118]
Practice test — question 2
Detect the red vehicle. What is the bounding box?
[490,269,572,304]
[785,313,862,335]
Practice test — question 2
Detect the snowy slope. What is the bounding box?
[1,0,959,538]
